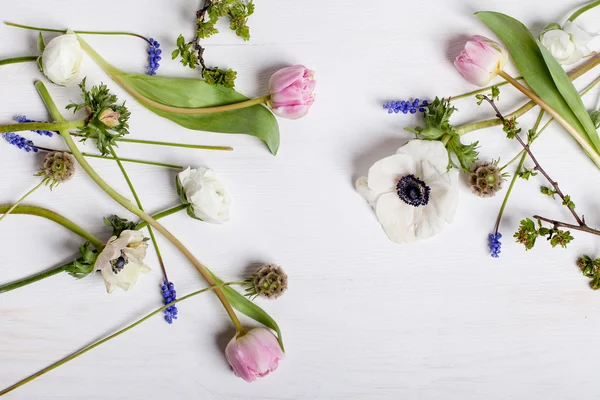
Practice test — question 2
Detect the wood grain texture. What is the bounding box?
[2,0,600,398]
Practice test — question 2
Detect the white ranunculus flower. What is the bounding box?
[355,140,458,244]
[41,32,83,85]
[540,22,593,65]
[95,230,150,293]
[177,167,231,224]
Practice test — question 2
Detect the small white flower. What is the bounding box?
[95,230,150,293]
[540,22,593,65]
[177,167,231,224]
[41,32,83,85]
[355,140,458,244]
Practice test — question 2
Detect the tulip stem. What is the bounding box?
[35,80,244,334]
[135,204,188,230]
[0,181,45,223]
[448,77,523,102]
[0,120,85,134]
[0,281,243,397]
[0,56,37,66]
[109,145,170,281]
[568,0,600,22]
[4,22,152,44]
[0,204,103,247]
[497,70,600,167]
[456,53,600,136]
[75,35,270,115]
[499,73,600,171]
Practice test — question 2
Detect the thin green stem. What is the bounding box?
[75,36,270,115]
[456,53,600,136]
[0,56,37,66]
[35,80,244,334]
[35,146,183,170]
[71,133,233,152]
[568,0,600,22]
[0,263,67,294]
[448,77,522,102]
[136,204,187,230]
[4,22,151,43]
[0,205,103,247]
[109,145,169,281]
[0,282,242,397]
[0,120,84,134]
[0,181,45,223]
[493,110,545,234]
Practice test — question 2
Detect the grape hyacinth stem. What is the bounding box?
[0,282,243,397]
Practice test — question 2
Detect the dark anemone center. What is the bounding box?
[110,252,129,274]
[396,174,430,207]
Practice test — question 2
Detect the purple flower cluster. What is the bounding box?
[489,233,502,258]
[383,99,429,114]
[15,115,54,137]
[161,280,178,324]
[2,132,37,153]
[147,38,162,76]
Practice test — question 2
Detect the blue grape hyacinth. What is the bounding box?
[161,280,178,324]
[2,132,38,153]
[383,99,429,114]
[489,233,502,258]
[147,38,162,76]
[15,115,54,137]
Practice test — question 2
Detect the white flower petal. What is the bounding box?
[367,153,414,194]
[179,167,231,223]
[375,192,415,243]
[396,140,449,172]
[356,176,377,207]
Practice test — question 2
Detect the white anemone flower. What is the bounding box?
[355,140,458,243]
[95,230,151,293]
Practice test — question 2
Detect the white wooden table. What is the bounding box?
[2,0,600,398]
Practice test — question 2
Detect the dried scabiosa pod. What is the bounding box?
[244,264,288,300]
[468,160,505,198]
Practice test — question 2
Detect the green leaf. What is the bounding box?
[119,74,280,155]
[475,12,600,157]
[537,43,600,152]
[210,271,285,352]
[37,32,46,54]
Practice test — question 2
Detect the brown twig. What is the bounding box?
[482,95,586,226]
[194,0,213,77]
[533,215,600,236]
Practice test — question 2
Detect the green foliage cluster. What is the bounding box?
[577,256,600,290]
[172,0,254,88]
[104,215,138,237]
[66,78,130,156]
[63,242,98,279]
[407,97,479,171]
[514,218,573,250]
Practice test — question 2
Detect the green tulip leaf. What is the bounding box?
[537,43,600,152]
[119,74,280,155]
[210,270,285,352]
[475,12,600,154]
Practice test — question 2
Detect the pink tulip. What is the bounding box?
[268,65,315,119]
[225,328,284,382]
[454,35,508,87]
